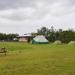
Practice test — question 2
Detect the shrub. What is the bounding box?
[68,41,75,45]
[53,40,62,45]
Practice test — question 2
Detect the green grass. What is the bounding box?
[0,42,75,75]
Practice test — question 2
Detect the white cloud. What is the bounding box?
[0,0,75,34]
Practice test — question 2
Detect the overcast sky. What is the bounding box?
[0,0,75,34]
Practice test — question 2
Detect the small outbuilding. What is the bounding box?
[32,35,49,44]
[18,34,33,42]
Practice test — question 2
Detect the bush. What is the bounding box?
[53,40,62,45]
[68,41,75,45]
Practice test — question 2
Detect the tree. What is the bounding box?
[0,33,18,41]
[37,26,75,43]
[37,27,49,36]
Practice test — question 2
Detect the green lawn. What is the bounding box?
[0,42,75,75]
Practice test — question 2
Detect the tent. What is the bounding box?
[32,35,49,44]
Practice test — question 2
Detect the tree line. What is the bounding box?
[0,33,18,41]
[0,26,75,43]
[32,26,75,43]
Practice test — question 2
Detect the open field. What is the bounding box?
[0,42,75,75]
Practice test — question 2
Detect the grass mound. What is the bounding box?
[53,40,62,45]
[68,41,75,45]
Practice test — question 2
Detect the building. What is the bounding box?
[17,34,33,42]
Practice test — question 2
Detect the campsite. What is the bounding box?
[0,27,75,75]
[0,42,75,75]
[0,0,75,75]
[0,28,75,75]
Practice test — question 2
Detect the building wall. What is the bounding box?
[19,38,28,42]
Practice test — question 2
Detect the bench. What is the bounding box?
[0,47,7,55]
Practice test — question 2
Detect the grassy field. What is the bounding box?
[0,42,75,75]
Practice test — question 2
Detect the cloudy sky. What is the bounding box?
[0,0,75,34]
